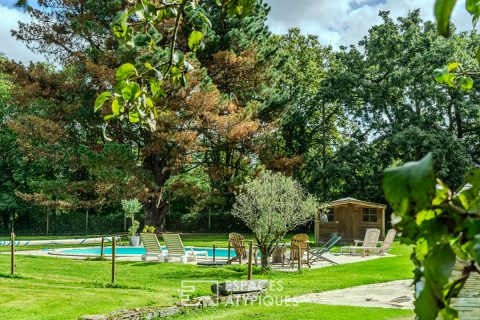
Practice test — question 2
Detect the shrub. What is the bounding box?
[142,225,155,233]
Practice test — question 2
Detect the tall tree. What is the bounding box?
[13,0,122,65]
[0,57,35,231]
[4,0,149,230]
[296,11,477,204]
[263,29,351,200]
[7,0,274,231]
[350,10,477,188]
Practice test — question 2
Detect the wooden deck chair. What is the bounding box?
[226,232,258,265]
[140,233,167,262]
[162,233,208,263]
[282,234,311,268]
[364,229,397,255]
[308,235,341,265]
[340,228,380,256]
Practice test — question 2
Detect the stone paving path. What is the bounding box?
[285,279,414,309]
[451,270,480,320]
[271,253,392,272]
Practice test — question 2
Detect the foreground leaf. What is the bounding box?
[116,63,136,81]
[188,30,203,52]
[415,280,439,320]
[435,0,457,36]
[383,153,435,216]
[474,234,480,263]
[94,92,112,112]
[424,243,456,284]
[466,0,480,26]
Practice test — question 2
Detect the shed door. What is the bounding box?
[351,207,360,239]
[337,207,347,238]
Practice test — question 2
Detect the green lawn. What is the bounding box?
[180,304,413,320]
[0,234,414,319]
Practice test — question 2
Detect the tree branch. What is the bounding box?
[168,0,189,68]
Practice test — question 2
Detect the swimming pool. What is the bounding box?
[50,246,239,258]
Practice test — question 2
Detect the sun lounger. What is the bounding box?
[308,234,341,265]
[162,233,208,263]
[362,229,396,255]
[140,233,167,262]
[340,228,380,256]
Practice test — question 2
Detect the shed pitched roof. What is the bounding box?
[328,197,387,209]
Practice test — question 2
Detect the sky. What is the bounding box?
[0,0,474,64]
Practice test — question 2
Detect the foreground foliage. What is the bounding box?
[94,0,256,130]
[383,154,480,319]
[381,3,480,319]
[434,0,480,91]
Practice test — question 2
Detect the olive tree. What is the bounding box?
[231,171,318,270]
[121,198,143,236]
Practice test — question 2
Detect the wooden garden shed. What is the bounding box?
[314,197,387,243]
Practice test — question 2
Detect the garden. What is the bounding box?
[0,234,414,320]
[0,0,479,319]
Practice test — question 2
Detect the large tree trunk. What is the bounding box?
[144,192,169,231]
[143,149,172,231]
[260,254,271,270]
[454,103,464,139]
[259,245,272,270]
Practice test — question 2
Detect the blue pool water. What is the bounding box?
[55,246,239,257]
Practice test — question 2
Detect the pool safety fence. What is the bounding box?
[0,236,121,246]
[2,234,121,278]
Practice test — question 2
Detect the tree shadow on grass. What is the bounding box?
[0,272,25,279]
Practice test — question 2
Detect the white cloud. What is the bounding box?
[265,0,473,47]
[0,4,46,64]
